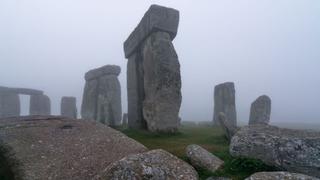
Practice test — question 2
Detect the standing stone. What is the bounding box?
[61,96,77,118]
[218,112,238,142]
[124,5,181,133]
[122,113,128,127]
[0,91,20,118]
[29,94,51,115]
[249,95,271,125]
[213,82,237,126]
[81,65,122,127]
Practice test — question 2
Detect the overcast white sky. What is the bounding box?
[0,0,319,124]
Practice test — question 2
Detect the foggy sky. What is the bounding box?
[1,0,320,124]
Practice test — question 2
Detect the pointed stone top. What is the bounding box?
[123,4,179,58]
[85,65,121,81]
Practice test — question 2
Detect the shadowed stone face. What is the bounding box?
[124,5,181,133]
[249,95,271,125]
[60,97,77,118]
[29,94,51,115]
[81,65,122,127]
[213,82,237,126]
[0,92,20,118]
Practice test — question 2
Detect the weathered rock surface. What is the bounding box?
[245,171,319,180]
[81,65,122,126]
[0,116,147,180]
[102,149,198,180]
[213,82,237,126]
[142,31,182,133]
[186,144,224,173]
[124,5,181,133]
[124,4,179,58]
[0,91,20,118]
[230,125,320,177]
[29,94,51,115]
[61,96,77,118]
[249,95,271,125]
[218,112,237,142]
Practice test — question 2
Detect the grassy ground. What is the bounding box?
[121,125,277,180]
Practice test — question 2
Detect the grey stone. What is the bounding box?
[0,92,20,118]
[0,115,147,180]
[102,149,198,180]
[85,65,121,81]
[249,95,271,125]
[142,31,182,133]
[60,96,77,118]
[245,171,319,180]
[213,82,237,126]
[29,94,51,115]
[126,53,147,130]
[230,125,320,177]
[0,86,43,95]
[186,144,224,173]
[81,79,99,120]
[81,65,122,126]
[124,4,179,58]
[96,74,122,126]
[218,112,238,142]
[122,113,128,126]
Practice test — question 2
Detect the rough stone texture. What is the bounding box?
[126,53,147,129]
[81,79,99,120]
[249,95,271,125]
[186,144,224,173]
[60,96,77,118]
[81,65,122,126]
[124,5,179,58]
[96,74,122,126]
[122,113,128,126]
[230,125,320,177]
[0,92,20,118]
[0,115,147,180]
[245,171,319,180]
[85,65,121,81]
[213,82,237,126]
[218,112,238,142]
[142,31,182,133]
[102,149,198,180]
[29,94,51,115]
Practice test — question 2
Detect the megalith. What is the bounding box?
[249,95,271,125]
[29,94,51,115]
[213,82,237,126]
[60,96,77,118]
[124,5,181,133]
[81,65,122,127]
[0,87,20,118]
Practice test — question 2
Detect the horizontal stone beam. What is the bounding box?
[0,86,43,95]
[123,4,179,58]
[85,65,121,81]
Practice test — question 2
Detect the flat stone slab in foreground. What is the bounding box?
[0,116,147,180]
[230,125,320,178]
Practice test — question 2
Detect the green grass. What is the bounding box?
[121,125,278,180]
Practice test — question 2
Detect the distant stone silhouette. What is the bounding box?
[213,82,237,126]
[124,5,181,133]
[61,96,77,118]
[81,65,122,126]
[29,94,51,115]
[249,95,271,125]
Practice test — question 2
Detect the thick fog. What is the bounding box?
[1,0,319,124]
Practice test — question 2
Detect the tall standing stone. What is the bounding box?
[124,5,181,133]
[249,95,271,125]
[81,65,122,127]
[0,88,20,118]
[61,96,77,118]
[29,94,51,115]
[213,82,237,126]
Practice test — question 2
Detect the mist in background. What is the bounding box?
[1,0,320,125]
